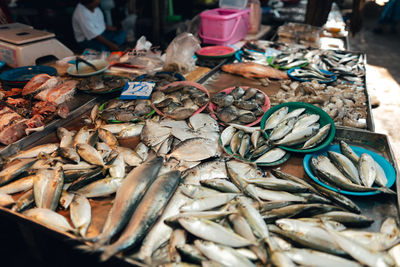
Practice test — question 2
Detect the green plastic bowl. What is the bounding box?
[267,56,309,70]
[260,102,336,153]
[218,137,291,167]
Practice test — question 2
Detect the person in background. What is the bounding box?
[373,0,400,34]
[72,0,126,51]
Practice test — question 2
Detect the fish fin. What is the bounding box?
[377,187,397,195]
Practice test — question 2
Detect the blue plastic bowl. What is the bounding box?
[287,68,337,84]
[303,144,396,196]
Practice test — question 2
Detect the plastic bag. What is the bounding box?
[163,33,201,74]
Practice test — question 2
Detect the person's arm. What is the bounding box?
[94,35,120,51]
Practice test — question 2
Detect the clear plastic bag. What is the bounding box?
[163,33,201,74]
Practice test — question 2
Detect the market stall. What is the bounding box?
[0,6,399,267]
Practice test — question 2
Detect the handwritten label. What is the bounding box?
[120,81,155,100]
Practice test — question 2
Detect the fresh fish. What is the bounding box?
[57,128,76,148]
[226,161,261,202]
[73,126,91,147]
[109,154,125,179]
[264,107,289,130]
[166,211,235,227]
[116,146,143,167]
[99,170,181,261]
[242,87,258,101]
[314,211,374,227]
[374,161,388,187]
[221,62,288,79]
[76,143,105,166]
[229,123,259,133]
[0,192,14,206]
[217,106,239,123]
[59,190,75,209]
[168,229,187,262]
[282,108,306,122]
[195,240,255,267]
[180,193,238,212]
[24,208,75,233]
[0,175,34,194]
[230,130,244,154]
[230,86,245,100]
[176,244,207,264]
[118,124,145,138]
[91,156,163,246]
[200,178,240,193]
[248,177,309,193]
[358,153,377,187]
[286,248,362,267]
[137,189,190,264]
[183,160,227,185]
[238,134,251,158]
[168,138,219,162]
[380,217,400,238]
[11,189,34,212]
[250,144,273,159]
[301,124,331,149]
[98,128,118,148]
[254,148,286,163]
[58,147,80,163]
[33,167,64,210]
[262,204,341,222]
[68,167,104,192]
[0,158,37,186]
[62,161,97,170]
[99,123,135,135]
[250,130,260,149]
[135,142,149,161]
[9,143,59,162]
[211,92,234,108]
[271,169,318,194]
[274,125,319,146]
[70,194,91,237]
[292,114,320,132]
[179,217,254,247]
[324,225,391,267]
[340,141,359,165]
[268,118,296,141]
[75,178,119,198]
[237,197,270,239]
[327,151,361,185]
[341,230,399,251]
[220,126,236,147]
[141,120,171,147]
[180,184,220,199]
[189,113,219,132]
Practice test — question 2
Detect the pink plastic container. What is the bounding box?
[199,8,250,45]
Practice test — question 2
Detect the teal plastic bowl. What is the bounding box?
[260,102,336,153]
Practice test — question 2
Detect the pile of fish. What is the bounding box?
[270,52,308,69]
[310,140,394,194]
[77,75,128,93]
[99,98,154,122]
[135,72,184,89]
[263,106,331,149]
[270,80,368,129]
[220,124,287,164]
[151,83,209,120]
[0,74,79,145]
[211,86,266,125]
[289,65,336,83]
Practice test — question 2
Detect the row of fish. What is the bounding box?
[211,86,266,125]
[289,66,336,83]
[151,84,209,120]
[270,52,308,69]
[263,106,331,149]
[310,141,394,194]
[99,98,154,122]
[77,75,128,93]
[270,80,368,129]
[220,124,287,164]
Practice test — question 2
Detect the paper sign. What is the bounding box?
[120,81,155,100]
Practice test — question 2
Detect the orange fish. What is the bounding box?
[222,62,288,80]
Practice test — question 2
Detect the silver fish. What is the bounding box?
[76,143,105,166]
[59,190,75,210]
[180,193,238,212]
[0,158,37,186]
[374,161,388,187]
[135,142,149,161]
[286,248,361,267]
[194,240,255,267]
[70,194,91,237]
[73,126,91,147]
[340,141,359,165]
[200,178,240,193]
[220,126,236,147]
[237,197,270,239]
[168,138,219,162]
[183,160,227,185]
[116,146,143,167]
[168,229,187,262]
[254,148,286,163]
[59,147,80,164]
[141,120,171,147]
[358,153,377,187]
[24,208,75,233]
[274,125,319,146]
[0,175,34,194]
[100,123,136,134]
[9,143,59,162]
[99,170,181,261]
[268,117,296,141]
[180,184,220,199]
[327,150,361,185]
[230,130,244,154]
[239,134,251,158]
[264,107,289,130]
[98,128,118,148]
[301,124,331,149]
[292,114,320,132]
[11,189,34,212]
[57,128,76,148]
[76,177,122,198]
[179,217,254,247]
[118,124,145,138]
[33,167,64,210]
[250,130,261,149]
[91,156,163,246]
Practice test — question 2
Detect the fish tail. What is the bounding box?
[100,245,118,262]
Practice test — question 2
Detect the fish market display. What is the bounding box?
[262,105,332,150]
[151,82,209,120]
[221,62,289,80]
[220,124,288,165]
[77,75,128,93]
[309,141,395,194]
[99,98,154,122]
[270,80,368,129]
[210,86,268,125]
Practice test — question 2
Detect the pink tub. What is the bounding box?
[199,8,250,45]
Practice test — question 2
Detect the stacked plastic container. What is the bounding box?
[199,0,250,45]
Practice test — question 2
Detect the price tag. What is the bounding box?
[120,81,155,100]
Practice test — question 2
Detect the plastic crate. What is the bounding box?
[199,8,250,45]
